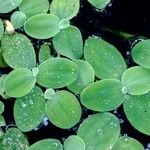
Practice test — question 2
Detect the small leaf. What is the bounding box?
[0,75,8,99]
[0,0,23,13]
[64,135,85,150]
[0,19,4,39]
[59,19,70,29]
[50,0,80,20]
[84,37,127,79]
[132,40,150,69]
[11,11,26,29]
[24,14,60,39]
[45,90,81,129]
[123,93,150,135]
[67,59,95,94]
[3,68,36,98]
[1,128,29,150]
[81,79,124,112]
[19,0,49,19]
[1,33,36,69]
[44,88,56,100]
[14,86,46,132]
[0,115,6,127]
[77,113,120,150]
[0,101,4,115]
[53,26,83,59]
[121,66,150,95]
[112,136,144,150]
[0,48,7,68]
[27,139,63,150]
[88,0,111,9]
[39,44,51,63]
[37,58,79,88]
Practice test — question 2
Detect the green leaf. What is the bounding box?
[0,0,23,13]
[24,14,60,39]
[132,40,150,69]
[1,128,29,150]
[19,0,49,19]
[1,33,36,69]
[11,11,26,29]
[27,139,63,150]
[121,66,150,95]
[0,115,6,127]
[39,44,51,63]
[53,26,83,59]
[123,93,150,135]
[0,101,4,115]
[59,19,70,29]
[37,58,79,88]
[50,0,80,20]
[44,88,56,100]
[84,37,127,79]
[0,75,7,98]
[0,19,4,39]
[112,136,144,150]
[81,79,124,112]
[14,86,46,132]
[77,113,120,150]
[67,59,95,94]
[3,68,36,98]
[88,0,111,9]
[45,90,81,129]
[64,135,85,150]
[0,48,7,68]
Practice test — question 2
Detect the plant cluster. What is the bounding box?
[0,0,150,150]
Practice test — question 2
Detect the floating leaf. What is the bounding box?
[19,0,49,19]
[84,37,127,79]
[0,101,4,115]
[53,26,83,59]
[11,11,26,29]
[88,0,111,9]
[3,68,36,98]
[1,128,29,150]
[123,93,150,135]
[44,88,56,100]
[0,130,4,139]
[0,75,7,98]
[68,59,95,94]
[81,79,124,112]
[64,135,85,150]
[14,86,46,132]
[77,113,120,150]
[0,0,23,13]
[39,44,51,63]
[59,19,70,29]
[37,58,79,88]
[112,136,144,150]
[1,33,36,69]
[0,115,6,127]
[24,14,60,39]
[132,40,150,69]
[0,19,4,39]
[45,90,81,129]
[0,48,7,68]
[121,66,150,95]
[27,139,63,150]
[50,0,80,20]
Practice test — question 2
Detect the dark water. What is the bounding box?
[1,0,150,148]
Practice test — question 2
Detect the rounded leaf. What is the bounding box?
[84,37,127,79]
[19,0,49,19]
[50,0,80,20]
[0,48,7,68]
[88,0,111,9]
[14,86,46,132]
[64,135,85,150]
[37,58,79,88]
[0,101,4,114]
[1,128,29,150]
[27,139,63,150]
[11,11,26,29]
[0,115,6,127]
[77,113,120,150]
[132,40,150,69]
[1,33,36,69]
[0,19,4,39]
[53,26,83,59]
[45,90,81,129]
[24,14,60,39]
[67,59,95,94]
[0,0,23,13]
[112,136,144,150]
[81,79,124,112]
[3,68,36,98]
[121,66,150,95]
[123,93,150,135]
[44,88,55,100]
